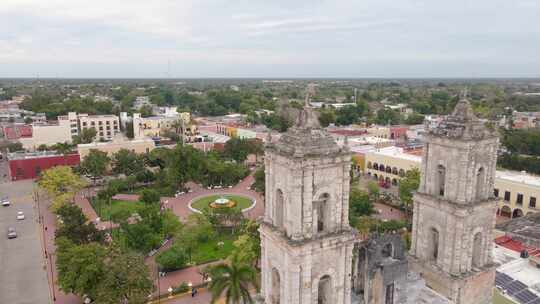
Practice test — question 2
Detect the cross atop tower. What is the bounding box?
[410,94,499,304]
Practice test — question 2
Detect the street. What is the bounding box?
[0,180,50,304]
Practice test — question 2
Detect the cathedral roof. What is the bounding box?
[268,104,348,157]
[427,91,497,141]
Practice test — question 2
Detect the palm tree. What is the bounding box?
[208,256,258,304]
[54,142,74,165]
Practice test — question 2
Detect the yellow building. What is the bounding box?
[77,137,155,160]
[364,146,540,218]
[365,146,421,186]
[494,170,539,218]
[132,113,195,139]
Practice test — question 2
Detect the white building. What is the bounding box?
[58,112,120,141]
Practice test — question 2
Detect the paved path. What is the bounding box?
[68,174,264,303]
[0,180,51,304]
[147,173,263,300]
[163,174,264,221]
[372,202,406,221]
[38,189,81,304]
[46,173,264,304]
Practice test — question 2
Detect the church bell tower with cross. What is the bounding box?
[259,85,356,304]
[409,91,499,304]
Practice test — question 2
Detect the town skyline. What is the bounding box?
[1,0,539,78]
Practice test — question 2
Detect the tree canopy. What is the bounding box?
[38,166,86,211]
[111,148,144,176]
[55,204,104,244]
[56,239,153,304]
[398,168,420,212]
[80,149,110,181]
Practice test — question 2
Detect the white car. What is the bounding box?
[16,211,25,220]
[7,227,17,239]
[1,198,10,207]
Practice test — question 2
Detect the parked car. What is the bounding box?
[16,211,25,220]
[1,197,10,207]
[7,227,17,239]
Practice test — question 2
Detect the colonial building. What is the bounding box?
[409,95,499,304]
[364,147,540,218]
[260,101,356,304]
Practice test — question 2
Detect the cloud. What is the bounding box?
[0,0,539,77]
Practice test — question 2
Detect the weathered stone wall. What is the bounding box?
[354,233,408,304]
[410,194,497,274]
[260,224,355,304]
[264,150,351,241]
[411,98,499,304]
[261,120,355,304]
[419,137,498,205]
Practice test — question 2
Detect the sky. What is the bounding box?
[1,0,539,78]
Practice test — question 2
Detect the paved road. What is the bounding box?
[0,180,50,304]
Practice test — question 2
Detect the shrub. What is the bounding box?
[140,189,160,205]
[156,244,189,272]
[173,282,189,294]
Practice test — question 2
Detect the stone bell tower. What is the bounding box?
[260,89,356,304]
[409,93,499,304]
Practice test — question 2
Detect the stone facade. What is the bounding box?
[352,233,408,304]
[409,96,499,304]
[260,103,357,304]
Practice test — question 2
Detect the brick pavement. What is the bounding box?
[38,190,81,304]
[164,174,264,221]
[147,174,263,300]
[372,202,406,221]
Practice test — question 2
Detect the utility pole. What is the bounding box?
[49,254,56,301]
[157,265,161,303]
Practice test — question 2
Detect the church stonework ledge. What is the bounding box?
[260,100,357,304]
[409,94,499,304]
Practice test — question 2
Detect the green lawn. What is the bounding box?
[494,290,517,304]
[92,199,145,222]
[190,233,237,265]
[191,194,253,212]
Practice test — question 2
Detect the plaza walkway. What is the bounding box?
[165,174,264,221]
[38,191,81,304]
[110,174,264,221]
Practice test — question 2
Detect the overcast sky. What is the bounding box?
[1,0,539,78]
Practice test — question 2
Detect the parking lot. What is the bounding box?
[0,180,50,304]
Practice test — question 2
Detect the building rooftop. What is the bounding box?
[368,146,422,163]
[348,136,394,146]
[79,114,118,119]
[77,137,154,148]
[496,170,540,188]
[8,151,75,160]
[496,213,540,246]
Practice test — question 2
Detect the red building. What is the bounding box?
[390,126,408,140]
[8,152,80,181]
[2,125,33,140]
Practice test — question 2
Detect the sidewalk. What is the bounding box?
[37,190,81,304]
